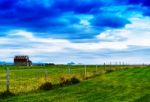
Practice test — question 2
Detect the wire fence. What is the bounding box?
[0,65,107,93]
[0,64,136,94]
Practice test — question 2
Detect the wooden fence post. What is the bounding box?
[6,67,10,92]
[45,69,48,82]
[110,62,112,69]
[96,65,98,74]
[104,63,106,70]
[68,65,71,74]
[84,65,87,78]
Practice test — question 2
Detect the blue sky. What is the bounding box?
[0,0,150,64]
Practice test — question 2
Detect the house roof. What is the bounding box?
[14,55,29,59]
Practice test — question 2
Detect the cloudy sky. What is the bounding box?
[0,0,150,64]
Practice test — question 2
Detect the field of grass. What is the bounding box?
[0,65,107,93]
[0,65,150,102]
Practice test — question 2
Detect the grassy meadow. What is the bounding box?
[0,65,106,93]
[0,65,150,102]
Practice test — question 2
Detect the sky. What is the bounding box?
[0,0,150,64]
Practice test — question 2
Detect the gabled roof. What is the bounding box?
[14,55,29,59]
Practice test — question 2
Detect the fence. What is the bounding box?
[0,64,131,93]
[0,65,106,93]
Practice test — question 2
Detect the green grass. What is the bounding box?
[0,65,150,102]
[0,65,106,93]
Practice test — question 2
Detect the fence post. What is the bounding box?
[45,69,48,82]
[104,63,106,70]
[6,67,10,92]
[84,65,87,78]
[110,62,112,69]
[119,61,121,66]
[68,65,71,75]
[96,65,98,74]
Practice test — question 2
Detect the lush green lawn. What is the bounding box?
[0,65,150,102]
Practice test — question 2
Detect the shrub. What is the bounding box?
[59,77,72,87]
[39,82,53,90]
[106,69,115,73]
[70,76,80,84]
[59,76,80,86]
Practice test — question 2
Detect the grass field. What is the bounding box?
[0,65,150,102]
[0,65,106,93]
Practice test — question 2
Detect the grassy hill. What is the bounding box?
[0,66,149,102]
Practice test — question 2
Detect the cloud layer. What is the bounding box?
[0,0,150,64]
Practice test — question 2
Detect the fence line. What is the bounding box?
[0,65,114,93]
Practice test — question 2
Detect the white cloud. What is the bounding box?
[0,16,150,64]
[96,16,150,48]
[96,29,128,41]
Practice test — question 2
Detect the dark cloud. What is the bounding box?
[0,0,102,30]
[0,0,149,41]
[127,0,150,7]
[90,13,130,28]
[0,0,104,40]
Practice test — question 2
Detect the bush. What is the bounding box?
[59,76,80,86]
[59,77,72,87]
[39,82,53,90]
[70,76,80,84]
[106,69,115,73]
